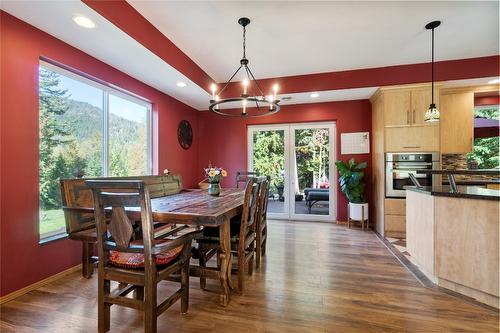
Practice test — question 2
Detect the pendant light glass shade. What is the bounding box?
[424,20,441,122]
[424,103,440,122]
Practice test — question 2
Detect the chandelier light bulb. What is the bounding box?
[215,95,220,110]
[211,83,217,99]
[273,84,279,97]
[267,95,274,111]
[242,78,249,95]
[242,99,247,115]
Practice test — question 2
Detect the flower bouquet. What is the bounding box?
[204,165,227,196]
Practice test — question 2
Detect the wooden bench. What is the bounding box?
[60,174,184,278]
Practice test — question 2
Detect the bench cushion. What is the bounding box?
[306,191,330,200]
[109,240,183,269]
[303,188,329,196]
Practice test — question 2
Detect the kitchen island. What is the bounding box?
[406,180,499,308]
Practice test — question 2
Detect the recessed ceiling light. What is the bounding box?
[310,93,319,98]
[73,15,96,29]
[488,78,500,84]
[176,82,187,88]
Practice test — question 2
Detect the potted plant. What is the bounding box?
[335,158,368,223]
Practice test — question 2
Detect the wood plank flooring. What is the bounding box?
[1,220,498,332]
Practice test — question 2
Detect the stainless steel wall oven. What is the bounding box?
[385,152,440,198]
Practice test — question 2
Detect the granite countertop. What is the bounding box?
[405,185,500,201]
[443,179,500,185]
[417,169,500,176]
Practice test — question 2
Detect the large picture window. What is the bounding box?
[38,61,152,241]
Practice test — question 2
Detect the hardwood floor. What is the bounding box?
[1,220,498,332]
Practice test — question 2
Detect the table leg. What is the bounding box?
[218,217,232,306]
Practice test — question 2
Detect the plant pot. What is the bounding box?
[348,202,368,221]
[208,182,221,196]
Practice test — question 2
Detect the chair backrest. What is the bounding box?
[85,180,199,271]
[60,174,183,234]
[256,178,269,224]
[238,178,261,250]
[236,171,259,188]
[86,180,154,270]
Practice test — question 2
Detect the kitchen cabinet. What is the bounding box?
[371,94,386,236]
[440,90,474,154]
[384,214,406,238]
[384,198,406,215]
[384,199,406,237]
[383,86,438,127]
[406,189,499,308]
[385,125,439,152]
[384,90,411,126]
[411,88,435,126]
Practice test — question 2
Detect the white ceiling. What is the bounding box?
[0,0,210,109]
[278,87,378,105]
[1,1,498,111]
[129,1,499,82]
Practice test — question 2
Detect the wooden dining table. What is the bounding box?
[125,188,244,307]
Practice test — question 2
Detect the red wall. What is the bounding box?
[0,12,199,296]
[197,100,372,222]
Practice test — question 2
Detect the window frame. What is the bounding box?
[38,60,153,242]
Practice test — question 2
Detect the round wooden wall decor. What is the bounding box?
[177,120,193,150]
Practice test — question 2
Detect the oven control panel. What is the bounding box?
[386,152,440,163]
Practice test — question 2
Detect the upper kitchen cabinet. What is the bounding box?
[440,85,500,154]
[384,90,411,126]
[383,85,439,127]
[411,87,437,126]
[439,88,474,154]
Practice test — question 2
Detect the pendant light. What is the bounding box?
[424,20,441,122]
[208,17,280,117]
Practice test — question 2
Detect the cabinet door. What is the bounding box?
[384,90,411,126]
[385,126,439,152]
[411,87,439,126]
[385,214,406,237]
[440,92,474,154]
[384,198,406,215]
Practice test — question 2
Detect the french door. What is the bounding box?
[248,122,336,222]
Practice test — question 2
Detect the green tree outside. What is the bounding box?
[467,107,499,169]
[38,67,149,237]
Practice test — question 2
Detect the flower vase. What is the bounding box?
[208,182,221,196]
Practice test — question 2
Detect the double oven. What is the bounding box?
[385,152,440,198]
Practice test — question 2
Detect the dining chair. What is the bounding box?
[196,177,259,293]
[86,179,202,333]
[60,175,184,279]
[235,171,259,188]
[255,178,269,269]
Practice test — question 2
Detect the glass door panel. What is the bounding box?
[291,125,334,221]
[248,126,289,219]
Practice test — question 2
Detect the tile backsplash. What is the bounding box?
[441,154,497,181]
[442,154,468,170]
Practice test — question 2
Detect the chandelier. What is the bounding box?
[209,17,280,117]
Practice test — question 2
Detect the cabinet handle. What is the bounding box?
[407,110,410,124]
[413,109,416,124]
[403,146,421,149]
